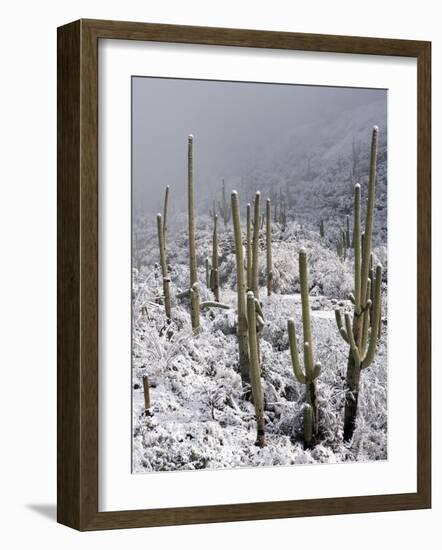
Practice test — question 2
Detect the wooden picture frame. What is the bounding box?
[57,18,431,531]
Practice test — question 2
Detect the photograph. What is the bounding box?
[131,77,388,473]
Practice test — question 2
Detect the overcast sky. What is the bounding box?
[132,77,385,214]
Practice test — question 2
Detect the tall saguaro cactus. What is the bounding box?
[210,214,220,301]
[186,135,199,332]
[246,203,252,291]
[231,191,250,385]
[163,185,170,240]
[287,249,321,447]
[266,198,273,296]
[187,135,197,287]
[251,191,261,300]
[156,213,171,319]
[247,291,265,447]
[335,126,383,441]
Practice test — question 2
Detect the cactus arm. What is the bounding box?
[254,298,264,321]
[360,126,378,307]
[251,192,261,298]
[348,293,356,305]
[287,319,306,384]
[361,264,382,369]
[361,277,372,351]
[354,183,362,310]
[345,312,360,367]
[176,289,191,299]
[256,314,265,332]
[377,291,382,339]
[334,308,349,343]
[312,363,321,380]
[200,301,230,310]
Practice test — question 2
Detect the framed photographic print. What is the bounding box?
[57,19,431,530]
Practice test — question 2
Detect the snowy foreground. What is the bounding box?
[132,217,387,473]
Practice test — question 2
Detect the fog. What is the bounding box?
[132,77,386,215]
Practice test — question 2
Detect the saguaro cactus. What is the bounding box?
[337,230,346,261]
[187,135,197,287]
[287,249,321,447]
[334,126,383,441]
[205,257,210,288]
[187,135,199,332]
[251,191,261,300]
[190,282,201,335]
[346,214,350,249]
[246,203,252,291]
[266,198,273,296]
[218,179,231,227]
[163,185,170,240]
[210,214,220,301]
[231,191,250,385]
[247,291,265,447]
[319,219,325,238]
[156,213,171,319]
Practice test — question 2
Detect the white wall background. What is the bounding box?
[0,1,439,547]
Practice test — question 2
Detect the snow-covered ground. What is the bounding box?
[132,218,387,473]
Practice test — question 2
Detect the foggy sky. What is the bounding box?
[132,77,385,214]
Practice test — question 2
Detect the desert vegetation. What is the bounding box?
[132,117,387,472]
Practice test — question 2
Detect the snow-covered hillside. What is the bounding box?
[132,216,387,473]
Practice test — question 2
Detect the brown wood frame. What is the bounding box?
[57,18,431,531]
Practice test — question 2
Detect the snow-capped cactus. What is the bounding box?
[334,126,383,441]
[266,198,273,296]
[156,213,171,319]
[231,190,250,385]
[247,291,265,448]
[287,248,321,447]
